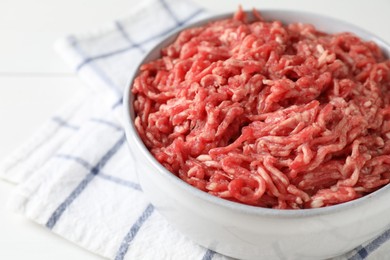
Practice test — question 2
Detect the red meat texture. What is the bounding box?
[133,9,390,209]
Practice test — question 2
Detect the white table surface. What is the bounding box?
[0,0,389,259]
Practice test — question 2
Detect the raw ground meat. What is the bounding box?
[132,8,390,209]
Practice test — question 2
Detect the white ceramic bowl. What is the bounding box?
[124,10,390,260]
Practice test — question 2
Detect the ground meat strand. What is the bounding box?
[133,8,390,209]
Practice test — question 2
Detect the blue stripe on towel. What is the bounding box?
[115,21,146,54]
[52,116,79,130]
[55,154,93,170]
[99,173,142,191]
[357,247,368,259]
[68,36,123,96]
[349,228,390,260]
[115,204,155,260]
[202,249,216,260]
[112,97,123,109]
[45,174,95,229]
[46,134,126,229]
[90,118,122,131]
[159,0,181,25]
[75,8,204,71]
[54,154,141,191]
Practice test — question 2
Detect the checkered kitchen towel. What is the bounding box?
[1,0,390,259]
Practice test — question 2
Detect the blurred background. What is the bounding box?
[0,0,389,259]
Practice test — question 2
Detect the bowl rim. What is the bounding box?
[123,9,390,218]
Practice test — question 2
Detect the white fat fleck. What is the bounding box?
[262,79,273,85]
[302,146,311,164]
[377,70,383,80]
[316,44,325,53]
[310,199,324,208]
[345,107,352,116]
[207,183,217,190]
[326,53,336,62]
[363,101,372,107]
[197,154,212,161]
[188,167,197,176]
[317,50,329,66]
[385,132,390,139]
[376,137,385,146]
[275,36,283,44]
[204,161,221,168]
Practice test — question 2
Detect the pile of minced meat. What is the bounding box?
[133,9,390,209]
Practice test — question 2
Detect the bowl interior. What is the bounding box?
[124,10,390,217]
